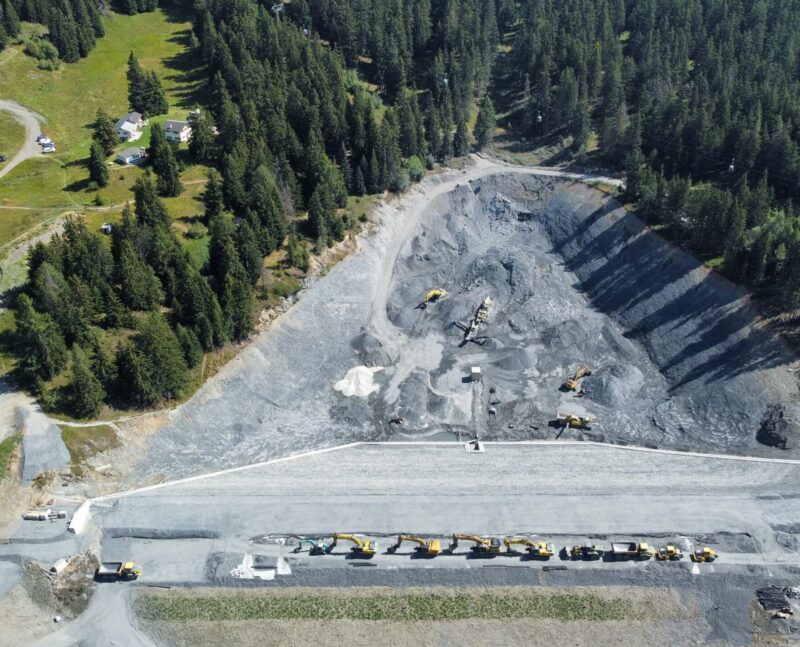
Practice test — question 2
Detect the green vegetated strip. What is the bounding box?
[0,434,21,479]
[0,112,25,161]
[137,591,644,623]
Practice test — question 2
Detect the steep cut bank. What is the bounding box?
[383,173,796,452]
[131,166,798,482]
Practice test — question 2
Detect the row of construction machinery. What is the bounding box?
[296,533,718,563]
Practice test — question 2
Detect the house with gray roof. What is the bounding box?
[115,112,147,142]
[116,147,147,165]
[163,119,192,143]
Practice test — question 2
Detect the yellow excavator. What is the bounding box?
[450,534,503,555]
[656,544,684,561]
[330,533,378,556]
[504,537,555,558]
[556,413,597,429]
[562,367,592,391]
[690,547,718,562]
[420,288,448,309]
[388,534,441,557]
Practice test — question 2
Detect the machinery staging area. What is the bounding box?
[5,160,800,645]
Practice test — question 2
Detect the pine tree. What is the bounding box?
[127,51,168,116]
[474,95,495,150]
[88,331,118,390]
[353,164,366,196]
[69,344,105,417]
[15,293,68,381]
[149,127,183,197]
[228,275,254,341]
[88,141,109,187]
[133,312,188,403]
[92,109,117,156]
[188,109,217,162]
[307,188,328,244]
[202,169,224,223]
[175,323,203,368]
[116,340,157,407]
[133,175,170,227]
[453,115,469,156]
[127,51,145,112]
[117,240,164,310]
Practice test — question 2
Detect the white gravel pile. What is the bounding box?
[334,366,383,397]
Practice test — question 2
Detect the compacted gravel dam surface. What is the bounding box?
[136,166,798,481]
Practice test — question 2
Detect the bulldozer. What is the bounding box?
[562,367,592,391]
[504,537,554,558]
[450,534,503,555]
[656,545,684,561]
[556,413,597,429]
[420,288,448,309]
[388,534,441,557]
[294,537,330,555]
[570,543,603,560]
[690,547,718,562]
[330,533,378,557]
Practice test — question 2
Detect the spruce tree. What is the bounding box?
[228,275,254,342]
[69,344,105,418]
[92,109,118,156]
[188,109,217,162]
[134,313,188,403]
[453,115,469,157]
[149,127,183,197]
[474,95,496,150]
[175,323,203,368]
[15,293,68,381]
[202,169,224,223]
[116,340,157,407]
[307,188,328,245]
[88,141,109,187]
[117,240,164,310]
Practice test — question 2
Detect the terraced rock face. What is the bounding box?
[136,170,798,481]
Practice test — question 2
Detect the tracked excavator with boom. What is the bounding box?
[420,288,448,309]
[294,537,330,555]
[330,533,377,556]
[556,413,597,429]
[388,534,441,556]
[562,367,592,391]
[450,534,502,555]
[503,537,554,558]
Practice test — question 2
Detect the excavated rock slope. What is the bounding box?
[137,171,798,480]
[383,174,797,452]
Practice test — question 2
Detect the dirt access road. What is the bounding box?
[0,100,44,180]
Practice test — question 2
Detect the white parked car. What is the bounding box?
[42,144,56,154]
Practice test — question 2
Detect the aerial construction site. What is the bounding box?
[4,158,800,645]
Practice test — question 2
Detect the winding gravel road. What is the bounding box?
[0,100,44,180]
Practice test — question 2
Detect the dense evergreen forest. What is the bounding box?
[12,0,800,415]
[504,0,800,300]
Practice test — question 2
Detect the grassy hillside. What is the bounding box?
[0,8,205,247]
[0,112,25,167]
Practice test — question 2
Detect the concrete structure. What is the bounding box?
[163,120,191,143]
[116,147,146,165]
[115,112,146,142]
